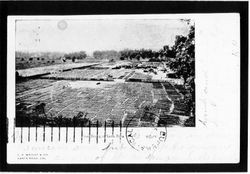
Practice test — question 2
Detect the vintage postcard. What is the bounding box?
[7,14,240,164]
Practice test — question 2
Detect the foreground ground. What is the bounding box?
[16,62,194,127]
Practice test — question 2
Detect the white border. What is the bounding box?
[7,14,240,164]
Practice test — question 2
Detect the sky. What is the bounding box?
[16,18,192,55]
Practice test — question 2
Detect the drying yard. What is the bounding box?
[16,61,194,127]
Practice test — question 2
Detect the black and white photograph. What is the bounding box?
[4,2,246,169]
[15,17,195,128]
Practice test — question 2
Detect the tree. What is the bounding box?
[169,25,195,84]
[93,50,120,60]
[135,55,141,61]
[168,24,195,117]
[64,51,87,61]
[119,49,154,61]
[78,51,87,59]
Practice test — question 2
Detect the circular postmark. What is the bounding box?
[57,20,68,31]
[125,113,167,152]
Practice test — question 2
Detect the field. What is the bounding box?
[17,79,153,125]
[16,76,193,127]
[16,61,194,127]
[17,62,99,77]
[42,69,134,81]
